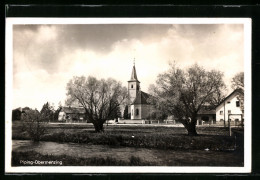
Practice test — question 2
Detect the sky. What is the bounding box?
[12,23,244,110]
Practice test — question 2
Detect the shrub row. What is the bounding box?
[12,123,243,151]
[36,132,237,151]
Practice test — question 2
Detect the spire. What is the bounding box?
[130,58,138,81]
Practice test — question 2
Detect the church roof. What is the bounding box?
[132,91,151,105]
[128,65,140,82]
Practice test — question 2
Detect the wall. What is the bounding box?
[58,112,66,121]
[128,81,139,103]
[118,119,144,124]
[216,92,243,122]
[197,114,216,125]
[130,104,142,119]
[130,104,154,120]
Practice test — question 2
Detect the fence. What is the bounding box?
[197,119,243,127]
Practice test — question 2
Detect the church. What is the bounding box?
[127,62,154,120]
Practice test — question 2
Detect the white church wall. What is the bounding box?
[131,104,142,119]
[128,81,139,103]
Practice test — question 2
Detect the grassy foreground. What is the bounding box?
[12,151,151,166]
[12,123,244,166]
[12,122,243,151]
[12,149,243,166]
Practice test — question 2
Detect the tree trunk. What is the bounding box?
[185,121,198,136]
[93,121,104,133]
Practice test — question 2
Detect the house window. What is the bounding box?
[220,111,223,115]
[131,85,133,88]
[236,101,240,107]
[228,110,231,114]
[136,109,139,116]
[227,101,230,104]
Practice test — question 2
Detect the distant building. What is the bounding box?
[127,62,154,120]
[197,108,216,125]
[195,89,243,125]
[215,89,244,123]
[12,107,23,121]
[58,106,86,122]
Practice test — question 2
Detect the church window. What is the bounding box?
[136,109,139,116]
[131,84,133,88]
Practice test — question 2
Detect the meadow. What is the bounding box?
[11,122,244,166]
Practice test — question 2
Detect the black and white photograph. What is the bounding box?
[5,18,251,173]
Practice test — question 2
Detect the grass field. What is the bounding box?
[11,122,244,166]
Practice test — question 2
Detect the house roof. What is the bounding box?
[132,91,151,105]
[12,107,22,112]
[198,109,216,115]
[197,105,216,115]
[216,88,244,109]
[61,106,85,114]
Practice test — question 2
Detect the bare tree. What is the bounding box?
[40,102,55,122]
[123,105,130,119]
[231,72,244,120]
[207,88,227,110]
[149,63,226,135]
[21,106,51,141]
[231,72,244,90]
[66,76,128,132]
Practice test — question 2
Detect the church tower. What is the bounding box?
[128,60,140,104]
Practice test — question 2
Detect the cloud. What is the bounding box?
[12,24,244,109]
[13,70,68,110]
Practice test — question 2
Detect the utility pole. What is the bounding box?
[224,100,226,127]
[228,116,231,136]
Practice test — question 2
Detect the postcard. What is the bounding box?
[5,18,251,173]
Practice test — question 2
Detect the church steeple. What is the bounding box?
[128,59,140,104]
[131,66,138,82]
[129,58,139,82]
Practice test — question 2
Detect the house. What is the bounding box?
[215,89,244,125]
[196,89,243,126]
[58,106,86,122]
[127,62,154,120]
[197,108,216,125]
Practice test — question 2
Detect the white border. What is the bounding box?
[5,18,252,173]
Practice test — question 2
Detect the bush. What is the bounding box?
[13,124,241,151]
[129,156,142,166]
[21,110,48,142]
